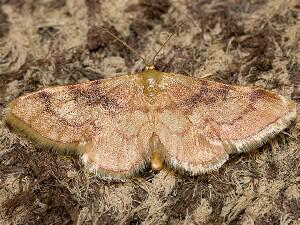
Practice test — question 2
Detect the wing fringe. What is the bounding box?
[230,103,296,153]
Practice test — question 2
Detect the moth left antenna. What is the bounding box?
[100,27,147,66]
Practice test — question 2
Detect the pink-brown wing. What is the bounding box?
[5,75,154,179]
[155,73,296,175]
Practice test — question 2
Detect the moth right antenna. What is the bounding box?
[152,22,185,66]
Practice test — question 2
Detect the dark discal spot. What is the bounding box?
[249,89,264,101]
[35,91,54,114]
[86,93,118,110]
[70,85,122,113]
[36,91,50,100]
[186,87,230,106]
[249,89,278,102]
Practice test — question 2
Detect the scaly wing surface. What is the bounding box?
[155,73,296,174]
[5,74,154,179]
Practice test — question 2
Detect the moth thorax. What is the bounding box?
[144,78,160,96]
[140,69,163,100]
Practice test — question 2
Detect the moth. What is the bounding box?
[4,30,297,180]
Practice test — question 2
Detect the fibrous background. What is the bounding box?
[0,0,299,224]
